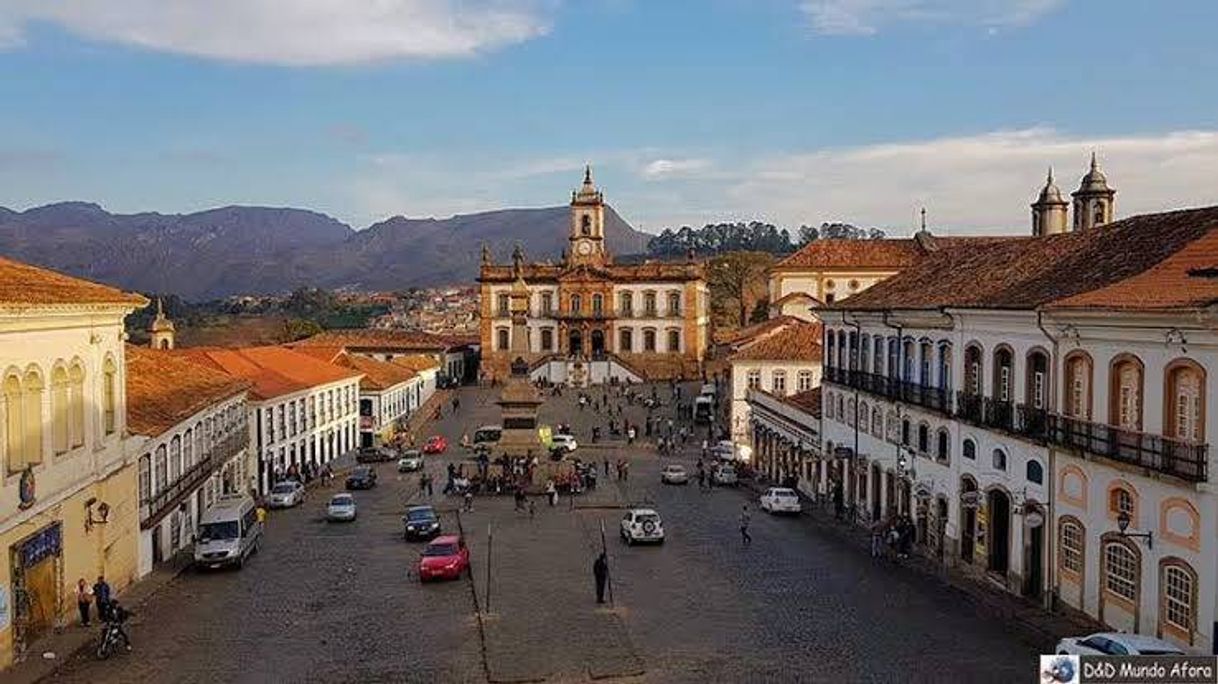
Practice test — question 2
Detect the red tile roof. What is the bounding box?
[390,354,441,373]
[729,320,823,362]
[332,353,417,391]
[126,345,250,437]
[832,206,1218,312]
[297,329,466,352]
[716,315,800,348]
[773,238,926,271]
[784,387,822,418]
[172,346,362,401]
[0,255,147,308]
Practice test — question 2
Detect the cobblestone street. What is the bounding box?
[45,384,1040,683]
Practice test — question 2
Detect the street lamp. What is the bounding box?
[1116,511,1153,549]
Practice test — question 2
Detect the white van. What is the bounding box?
[194,494,262,570]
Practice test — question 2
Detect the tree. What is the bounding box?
[280,318,323,342]
[708,251,775,328]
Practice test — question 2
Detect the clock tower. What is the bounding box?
[568,165,608,266]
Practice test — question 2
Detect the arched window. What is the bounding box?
[5,373,23,473]
[871,409,883,438]
[772,370,787,394]
[496,328,509,351]
[917,422,929,453]
[992,448,1007,470]
[846,397,855,424]
[1064,352,1093,419]
[643,329,656,352]
[797,370,813,391]
[1109,355,1144,430]
[570,294,582,313]
[1026,349,1048,409]
[938,343,953,391]
[170,435,182,482]
[667,329,680,353]
[138,453,151,504]
[619,292,633,316]
[993,346,1013,402]
[886,410,899,443]
[619,328,633,353]
[919,340,932,385]
[860,334,871,373]
[887,337,899,379]
[1059,518,1084,575]
[824,391,834,418]
[1165,360,1205,442]
[962,438,976,460]
[69,361,85,448]
[1103,540,1139,603]
[826,332,836,369]
[581,214,591,234]
[746,369,761,390]
[1108,485,1136,521]
[496,293,509,317]
[873,337,884,375]
[154,444,168,493]
[541,292,553,315]
[858,402,870,430]
[667,291,681,316]
[901,419,911,446]
[837,394,844,421]
[1093,203,1105,227]
[102,356,117,435]
[902,338,915,381]
[1161,560,1197,639]
[1026,460,1044,485]
[838,330,847,369]
[848,331,859,370]
[936,429,950,462]
[591,294,603,313]
[51,364,69,454]
[23,368,44,464]
[964,344,983,395]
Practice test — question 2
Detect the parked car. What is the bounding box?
[759,487,802,514]
[620,508,665,545]
[660,464,689,485]
[403,505,441,541]
[422,435,448,454]
[551,434,578,454]
[357,446,396,463]
[346,466,378,490]
[417,534,469,582]
[397,449,424,472]
[326,493,357,522]
[1056,632,1184,656]
[713,464,738,486]
[266,480,306,508]
[194,494,261,570]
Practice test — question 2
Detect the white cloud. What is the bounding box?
[726,128,1218,234]
[0,0,550,65]
[799,0,1065,35]
[641,158,713,180]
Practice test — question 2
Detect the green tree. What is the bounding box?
[708,251,775,328]
[280,318,323,342]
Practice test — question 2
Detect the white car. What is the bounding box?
[1056,632,1184,656]
[759,487,802,514]
[713,465,738,486]
[266,480,305,508]
[660,464,689,485]
[551,435,578,453]
[397,449,424,472]
[620,509,665,545]
[326,493,357,522]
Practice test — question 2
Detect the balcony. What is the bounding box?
[956,391,983,425]
[1045,414,1208,482]
[823,367,950,416]
[141,432,249,529]
[983,398,1014,432]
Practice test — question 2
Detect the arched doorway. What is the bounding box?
[870,463,882,521]
[1022,502,1046,598]
[590,329,605,357]
[884,471,896,516]
[960,476,978,563]
[987,488,1012,576]
[568,329,583,356]
[935,496,949,557]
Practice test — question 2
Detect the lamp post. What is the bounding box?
[1116,511,1153,549]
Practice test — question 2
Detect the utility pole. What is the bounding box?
[485,523,493,614]
[600,519,615,608]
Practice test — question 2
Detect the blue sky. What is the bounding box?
[1,1,1217,235]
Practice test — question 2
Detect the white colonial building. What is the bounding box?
[175,346,362,494]
[820,196,1218,653]
[726,317,822,444]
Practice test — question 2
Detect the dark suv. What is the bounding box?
[346,466,378,490]
[403,505,441,541]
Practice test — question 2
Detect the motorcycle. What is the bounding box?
[95,605,133,660]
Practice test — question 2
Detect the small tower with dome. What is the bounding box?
[148,298,176,350]
[1071,152,1116,231]
[1031,167,1069,236]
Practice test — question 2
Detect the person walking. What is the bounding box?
[701,439,708,459]
[76,578,93,626]
[603,458,610,476]
[463,489,474,512]
[832,480,845,522]
[546,480,558,506]
[425,473,434,497]
[93,575,112,622]
[869,516,885,559]
[593,552,610,604]
[739,506,752,546]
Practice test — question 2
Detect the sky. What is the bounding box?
[1,0,1217,236]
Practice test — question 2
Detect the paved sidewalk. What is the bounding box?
[743,476,1104,648]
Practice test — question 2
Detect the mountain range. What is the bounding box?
[0,202,651,300]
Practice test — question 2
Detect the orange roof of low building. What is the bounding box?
[772,238,927,271]
[172,346,362,401]
[297,329,465,352]
[729,320,823,362]
[126,345,251,437]
[0,255,147,308]
[289,345,346,363]
[332,353,417,391]
[716,315,800,348]
[784,387,822,418]
[391,354,441,372]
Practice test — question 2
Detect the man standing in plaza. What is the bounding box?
[739,506,752,546]
[593,552,609,604]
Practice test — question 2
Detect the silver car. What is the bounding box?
[267,480,306,508]
[397,449,424,472]
[326,493,357,522]
[660,464,689,485]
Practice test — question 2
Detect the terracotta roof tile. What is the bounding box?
[172,346,361,401]
[833,206,1218,312]
[729,320,823,362]
[297,329,463,352]
[390,354,441,373]
[784,387,822,418]
[716,315,800,347]
[0,255,147,308]
[126,345,250,437]
[773,239,926,270]
[332,353,417,391]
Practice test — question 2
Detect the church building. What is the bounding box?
[479,168,709,385]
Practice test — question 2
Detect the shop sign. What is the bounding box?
[19,522,62,568]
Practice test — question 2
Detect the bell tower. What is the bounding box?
[1031,167,1069,236]
[568,165,608,266]
[148,298,176,350]
[1071,152,1116,231]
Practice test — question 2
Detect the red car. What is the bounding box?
[417,535,469,582]
[422,435,448,454]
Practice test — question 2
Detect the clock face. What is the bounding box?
[577,241,593,256]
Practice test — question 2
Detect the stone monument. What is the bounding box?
[496,245,545,459]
